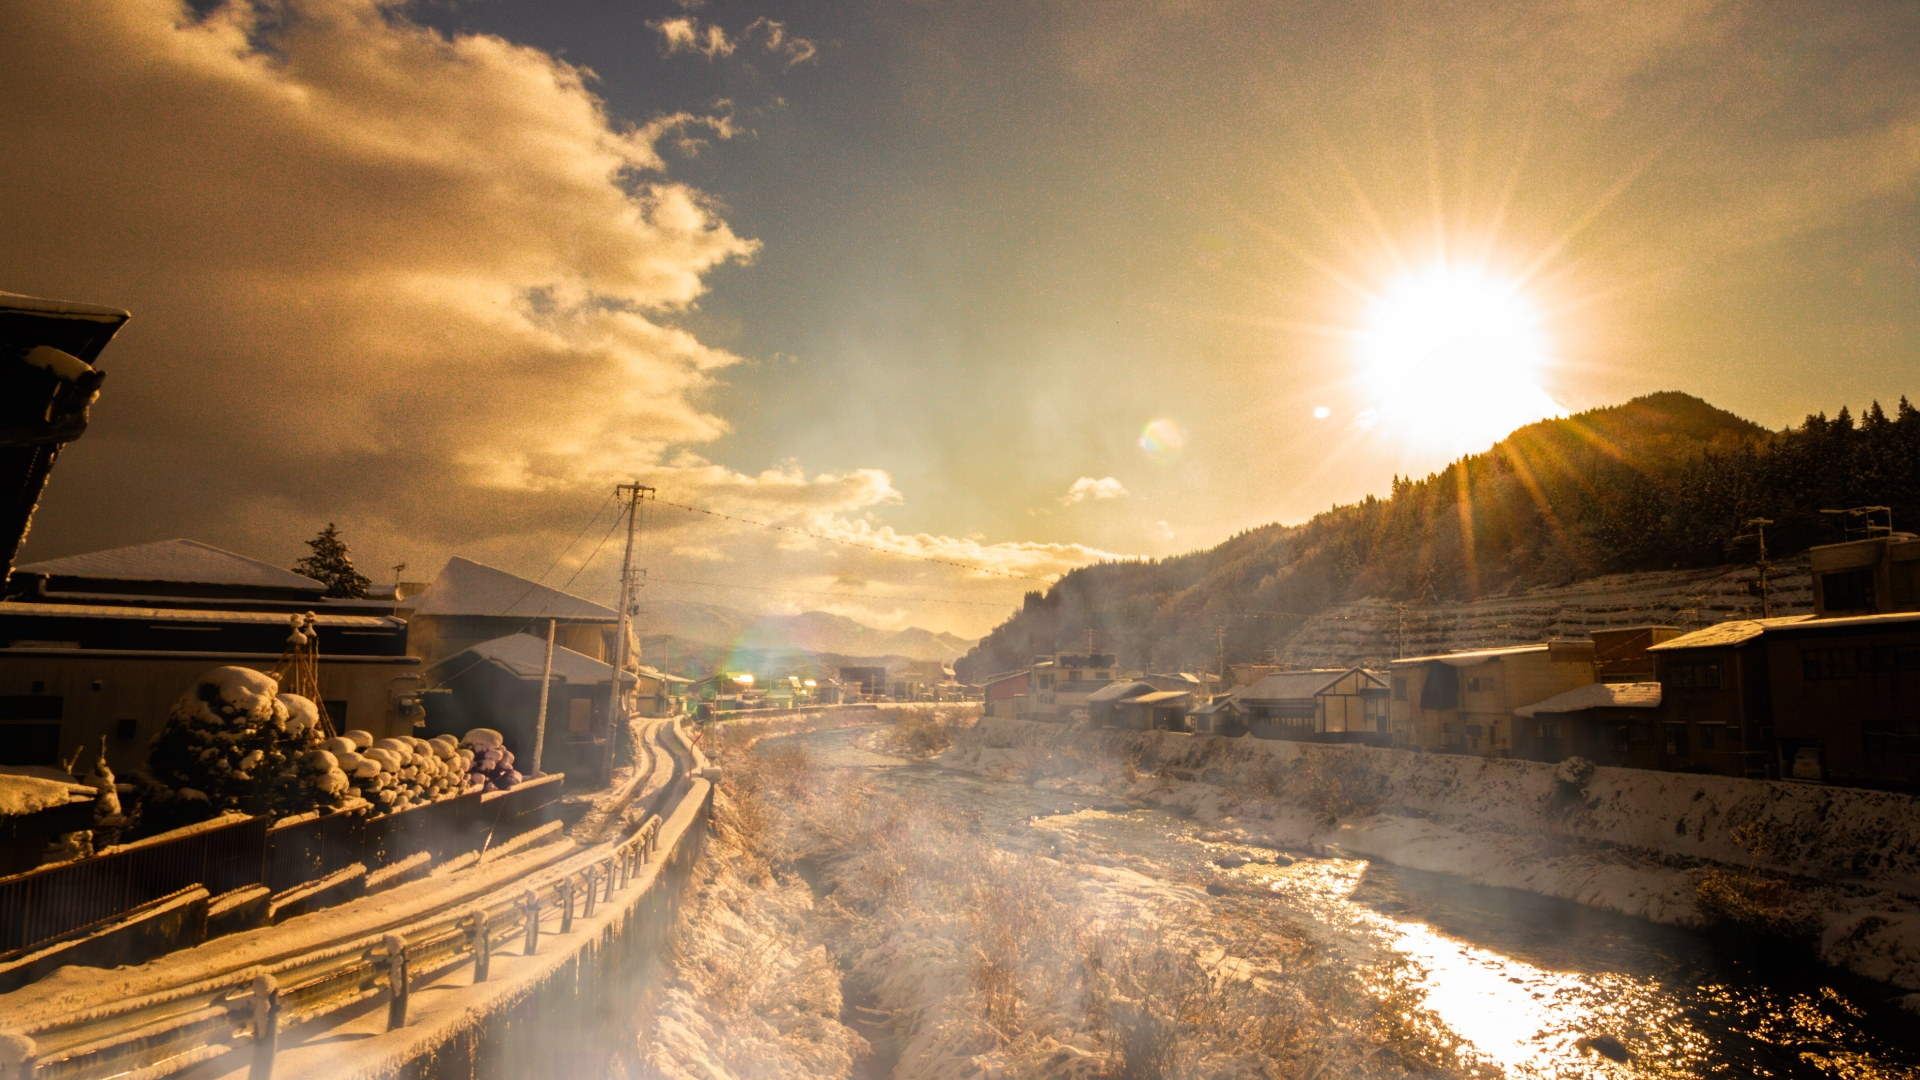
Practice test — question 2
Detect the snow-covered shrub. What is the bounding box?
[144,667,344,830]
[461,728,522,792]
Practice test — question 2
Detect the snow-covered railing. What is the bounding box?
[3,814,669,1080]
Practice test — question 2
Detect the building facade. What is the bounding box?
[1390,643,1596,755]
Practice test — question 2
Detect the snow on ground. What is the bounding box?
[937,718,1920,990]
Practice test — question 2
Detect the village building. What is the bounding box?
[1234,668,1390,744]
[420,633,634,784]
[838,666,888,699]
[401,556,622,671]
[0,540,420,770]
[1086,680,1155,727]
[1590,626,1682,682]
[1112,690,1196,732]
[1647,610,1920,785]
[1390,643,1595,755]
[1186,696,1243,736]
[981,669,1029,718]
[632,665,692,717]
[1809,531,1920,616]
[1026,653,1116,722]
[892,659,957,701]
[1511,682,1664,765]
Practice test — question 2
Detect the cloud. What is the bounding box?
[1058,476,1129,505]
[745,18,819,68]
[648,15,733,59]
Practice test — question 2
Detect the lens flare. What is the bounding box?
[1138,419,1186,460]
[1313,406,1332,419]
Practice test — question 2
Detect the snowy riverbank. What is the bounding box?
[935,718,1920,994]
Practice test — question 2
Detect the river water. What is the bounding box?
[777,725,1920,1079]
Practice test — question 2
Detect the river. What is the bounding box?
[774,724,1920,1079]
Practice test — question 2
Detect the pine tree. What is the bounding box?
[293,523,372,599]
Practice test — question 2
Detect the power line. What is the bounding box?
[657,497,1059,583]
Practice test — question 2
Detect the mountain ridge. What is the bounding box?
[957,391,1920,681]
[640,599,975,663]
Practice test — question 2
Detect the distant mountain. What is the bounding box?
[958,391,1920,681]
[640,600,975,664]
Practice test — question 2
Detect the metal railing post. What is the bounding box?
[582,868,597,919]
[383,934,409,1031]
[617,848,630,890]
[521,890,540,955]
[558,877,574,933]
[602,859,616,901]
[248,975,279,1080]
[467,909,491,982]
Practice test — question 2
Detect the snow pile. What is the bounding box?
[939,718,1920,991]
[143,667,344,829]
[319,731,474,811]
[460,728,521,792]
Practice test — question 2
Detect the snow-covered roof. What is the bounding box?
[1645,616,1815,651]
[407,557,618,621]
[1390,644,1552,667]
[15,539,325,592]
[0,772,84,816]
[1514,682,1663,718]
[1087,680,1155,703]
[1189,697,1239,715]
[0,290,129,322]
[434,633,634,684]
[0,601,401,627]
[1236,669,1353,702]
[1128,690,1194,705]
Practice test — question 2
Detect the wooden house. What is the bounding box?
[1389,644,1595,756]
[1236,669,1390,744]
[422,633,634,785]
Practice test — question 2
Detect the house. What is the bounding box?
[1112,691,1195,732]
[1511,682,1663,765]
[1389,643,1595,755]
[1647,610,1920,785]
[1235,668,1390,744]
[0,540,421,771]
[632,666,691,717]
[403,557,621,671]
[981,670,1029,718]
[1186,696,1243,735]
[1087,680,1155,727]
[1026,653,1116,723]
[421,633,634,784]
[892,659,956,702]
[1809,532,1920,616]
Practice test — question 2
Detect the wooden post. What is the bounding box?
[522,890,540,955]
[531,619,556,776]
[384,934,409,1030]
[603,858,616,901]
[582,867,597,918]
[248,975,280,1080]
[467,909,491,982]
[558,877,574,933]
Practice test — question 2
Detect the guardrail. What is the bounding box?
[4,813,672,1080]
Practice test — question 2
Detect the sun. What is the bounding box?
[1353,261,1561,453]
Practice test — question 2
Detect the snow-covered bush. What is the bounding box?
[461,728,522,792]
[318,731,476,812]
[144,667,344,830]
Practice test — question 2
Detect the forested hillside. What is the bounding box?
[956,392,1920,680]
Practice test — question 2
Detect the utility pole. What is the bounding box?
[1736,518,1775,618]
[608,483,654,780]
[531,619,555,776]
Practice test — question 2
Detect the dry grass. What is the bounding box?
[1693,819,1811,940]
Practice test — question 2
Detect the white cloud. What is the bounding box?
[1059,476,1129,505]
[648,16,733,59]
[745,18,819,68]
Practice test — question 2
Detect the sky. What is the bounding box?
[4,0,1918,638]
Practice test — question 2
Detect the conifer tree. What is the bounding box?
[293,523,372,599]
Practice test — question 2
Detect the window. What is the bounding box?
[1611,724,1631,753]
[1393,678,1407,701]
[1630,722,1651,744]
[1540,721,1561,740]
[1668,662,1721,689]
[1466,676,1499,692]
[1805,647,1920,679]
[1822,568,1876,613]
[0,723,62,766]
[1663,723,1689,756]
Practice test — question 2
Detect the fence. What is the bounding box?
[0,777,567,960]
[0,815,269,958]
